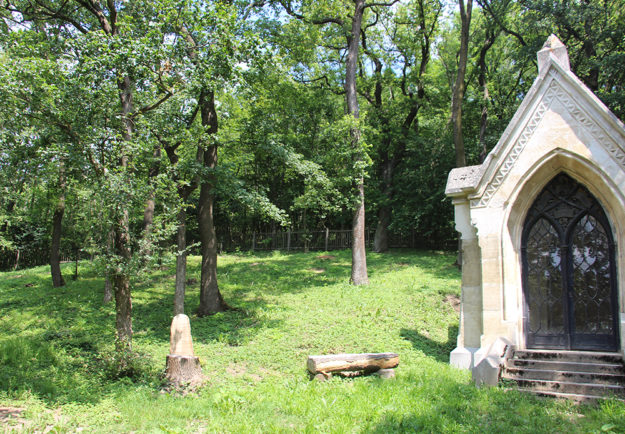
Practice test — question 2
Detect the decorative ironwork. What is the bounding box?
[522,173,619,351]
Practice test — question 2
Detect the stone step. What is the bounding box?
[506,358,625,374]
[512,349,623,364]
[515,388,623,403]
[510,378,625,397]
[502,367,625,385]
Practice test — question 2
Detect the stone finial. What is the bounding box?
[537,34,570,74]
[169,314,194,356]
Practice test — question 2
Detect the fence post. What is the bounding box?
[252,232,256,252]
[325,228,329,251]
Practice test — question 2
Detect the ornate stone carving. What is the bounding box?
[472,72,625,208]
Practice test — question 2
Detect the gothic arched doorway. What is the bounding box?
[522,173,620,351]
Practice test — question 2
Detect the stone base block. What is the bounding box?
[450,347,478,370]
[471,337,513,387]
[373,369,396,379]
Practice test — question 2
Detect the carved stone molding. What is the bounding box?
[472,72,625,208]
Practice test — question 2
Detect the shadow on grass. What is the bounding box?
[400,325,458,363]
[367,376,581,433]
[0,249,459,406]
[0,265,118,405]
[114,248,460,350]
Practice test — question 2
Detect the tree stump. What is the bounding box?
[165,355,202,385]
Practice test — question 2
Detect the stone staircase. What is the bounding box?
[501,349,625,402]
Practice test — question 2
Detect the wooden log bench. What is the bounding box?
[307,352,399,380]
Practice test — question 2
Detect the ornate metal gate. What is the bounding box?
[521,173,619,351]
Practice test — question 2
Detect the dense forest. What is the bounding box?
[1,0,624,351]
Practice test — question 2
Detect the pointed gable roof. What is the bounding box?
[446,35,625,205]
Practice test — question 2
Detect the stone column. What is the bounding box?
[450,198,483,370]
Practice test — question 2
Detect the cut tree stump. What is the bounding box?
[165,355,202,386]
[164,314,202,386]
[307,353,399,377]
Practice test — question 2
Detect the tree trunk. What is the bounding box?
[346,0,369,285]
[373,205,391,253]
[478,27,497,162]
[373,152,393,253]
[351,181,369,284]
[103,278,113,304]
[50,164,66,288]
[73,246,78,280]
[113,74,135,352]
[197,89,227,316]
[142,195,155,252]
[141,144,161,259]
[451,0,473,168]
[174,207,187,315]
[452,0,473,267]
[370,0,433,253]
[103,229,114,304]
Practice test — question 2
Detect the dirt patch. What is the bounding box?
[0,408,24,422]
[316,255,336,260]
[444,294,461,312]
[308,268,325,274]
[7,275,23,280]
[249,262,262,267]
[248,373,263,382]
[226,363,247,376]
[0,407,28,430]
[397,262,410,267]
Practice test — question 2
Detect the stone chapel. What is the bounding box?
[446,35,625,384]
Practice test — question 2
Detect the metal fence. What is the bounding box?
[1,228,419,270]
[219,228,417,252]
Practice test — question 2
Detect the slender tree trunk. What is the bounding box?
[197,89,227,316]
[103,278,113,303]
[373,156,392,253]
[451,0,473,168]
[303,208,309,253]
[103,229,114,304]
[50,162,66,287]
[478,28,497,162]
[142,196,155,250]
[173,207,187,315]
[113,75,135,352]
[479,82,489,162]
[141,144,161,260]
[452,0,473,267]
[346,0,368,285]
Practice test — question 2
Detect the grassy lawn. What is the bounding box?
[1,249,624,432]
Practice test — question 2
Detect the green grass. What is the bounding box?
[1,249,624,432]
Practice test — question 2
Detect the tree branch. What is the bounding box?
[278,0,344,26]
[133,91,173,117]
[364,0,399,9]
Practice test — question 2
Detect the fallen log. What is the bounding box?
[307,352,399,375]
